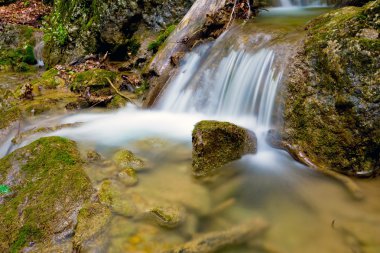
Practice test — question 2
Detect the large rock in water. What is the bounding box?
[192,121,257,177]
[0,137,93,252]
[283,1,380,177]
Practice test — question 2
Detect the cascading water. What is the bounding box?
[33,32,45,67]
[157,46,282,130]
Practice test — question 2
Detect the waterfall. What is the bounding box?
[277,0,328,7]
[33,33,45,67]
[157,43,283,131]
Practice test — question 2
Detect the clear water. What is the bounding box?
[1,6,379,253]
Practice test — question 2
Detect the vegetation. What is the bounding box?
[0,137,93,252]
[148,24,176,53]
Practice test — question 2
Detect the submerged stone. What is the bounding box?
[118,167,139,186]
[0,136,93,252]
[192,120,257,177]
[113,149,145,171]
[147,204,186,229]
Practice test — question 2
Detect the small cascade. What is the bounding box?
[33,33,45,67]
[277,0,328,7]
[157,43,283,131]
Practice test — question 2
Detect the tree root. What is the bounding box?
[284,143,364,200]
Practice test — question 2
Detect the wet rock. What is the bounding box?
[147,204,186,229]
[98,180,140,217]
[118,168,139,186]
[0,136,93,252]
[0,23,37,72]
[108,216,185,253]
[283,1,380,177]
[113,149,145,171]
[266,129,284,150]
[69,69,117,93]
[73,202,112,250]
[192,120,257,177]
[164,217,268,253]
[32,68,65,89]
[86,150,102,162]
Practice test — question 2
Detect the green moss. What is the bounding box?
[10,225,42,253]
[73,202,111,249]
[148,24,176,53]
[32,68,64,89]
[192,121,256,177]
[113,149,144,171]
[0,24,37,71]
[284,0,380,176]
[107,95,127,109]
[135,80,150,96]
[70,69,117,92]
[0,137,93,251]
[0,106,22,130]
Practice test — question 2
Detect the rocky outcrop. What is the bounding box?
[43,0,195,65]
[192,121,257,177]
[283,0,380,177]
[0,136,94,252]
[0,23,37,72]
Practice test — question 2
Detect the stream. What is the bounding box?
[1,4,380,253]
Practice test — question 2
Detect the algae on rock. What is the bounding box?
[192,121,257,178]
[43,0,195,65]
[0,136,93,252]
[283,0,380,177]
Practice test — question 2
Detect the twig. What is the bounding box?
[227,0,238,28]
[210,198,236,215]
[246,0,252,20]
[106,77,136,105]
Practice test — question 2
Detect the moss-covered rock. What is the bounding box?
[113,149,145,171]
[0,136,93,252]
[118,167,139,186]
[283,0,380,177]
[43,0,195,65]
[73,202,112,250]
[70,69,117,93]
[0,23,37,71]
[32,68,64,89]
[192,121,257,177]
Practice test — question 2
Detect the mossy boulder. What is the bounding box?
[192,121,257,177]
[43,0,195,65]
[0,23,37,72]
[70,69,117,93]
[283,0,380,177]
[0,136,93,252]
[73,202,112,250]
[113,149,145,171]
[32,68,64,89]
